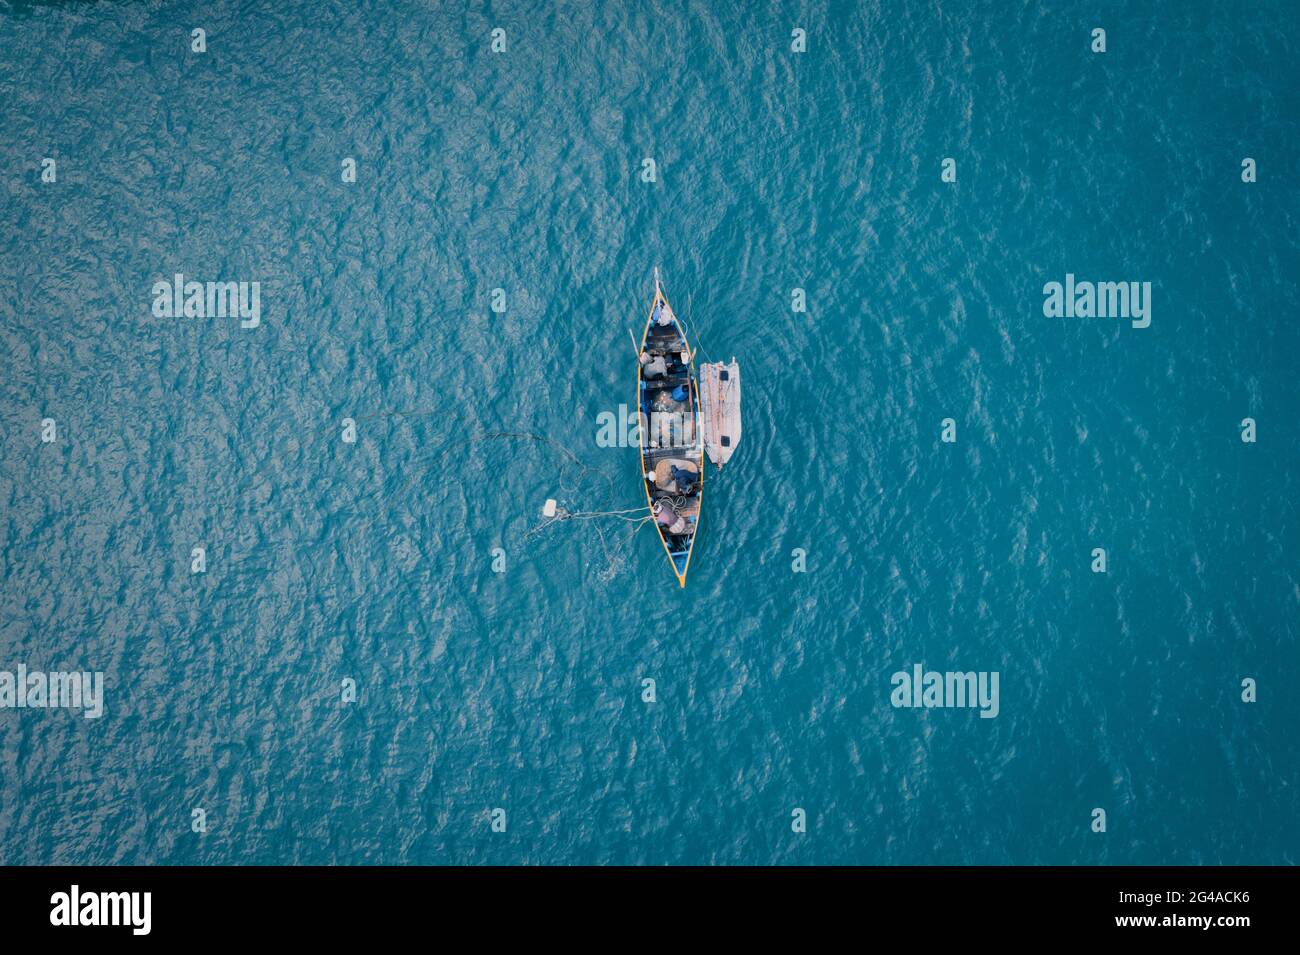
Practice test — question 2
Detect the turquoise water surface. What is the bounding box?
[0,0,1297,864]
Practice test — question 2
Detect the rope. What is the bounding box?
[680,292,716,367]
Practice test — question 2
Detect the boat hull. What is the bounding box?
[699,359,741,467]
[636,276,703,587]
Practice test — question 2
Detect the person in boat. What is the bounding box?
[640,350,667,379]
[652,300,672,327]
[655,501,692,537]
[670,464,697,494]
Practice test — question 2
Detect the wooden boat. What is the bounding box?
[637,270,703,587]
[699,358,742,468]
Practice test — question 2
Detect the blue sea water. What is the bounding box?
[0,0,1296,865]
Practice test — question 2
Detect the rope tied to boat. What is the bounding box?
[526,502,651,540]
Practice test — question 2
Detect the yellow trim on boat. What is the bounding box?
[637,277,704,587]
